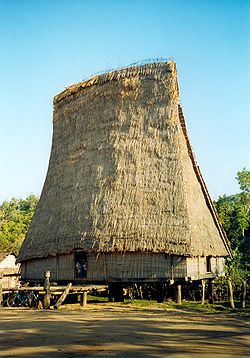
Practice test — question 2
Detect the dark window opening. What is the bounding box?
[206,256,212,272]
[75,251,87,278]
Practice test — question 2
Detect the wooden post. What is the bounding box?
[0,277,3,308]
[108,283,124,302]
[135,284,143,299]
[207,280,214,304]
[54,283,72,309]
[201,279,206,305]
[43,271,51,309]
[242,280,247,309]
[80,291,88,307]
[168,280,175,301]
[156,282,164,303]
[177,284,182,305]
[108,283,114,302]
[228,279,235,309]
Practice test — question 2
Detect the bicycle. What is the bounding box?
[6,290,38,308]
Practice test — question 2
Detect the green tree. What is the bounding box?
[236,167,250,194]
[0,195,38,255]
[215,168,250,284]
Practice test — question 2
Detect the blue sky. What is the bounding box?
[0,0,249,203]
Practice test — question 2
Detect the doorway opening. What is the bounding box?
[206,256,212,273]
[75,251,87,278]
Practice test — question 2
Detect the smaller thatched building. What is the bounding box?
[17,61,230,284]
[0,253,20,290]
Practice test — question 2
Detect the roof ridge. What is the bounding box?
[54,61,175,105]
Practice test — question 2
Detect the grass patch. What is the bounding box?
[87,293,249,316]
[126,299,250,314]
[172,301,229,313]
[124,298,159,307]
[87,295,109,303]
[123,299,221,312]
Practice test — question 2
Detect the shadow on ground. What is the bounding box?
[0,306,249,357]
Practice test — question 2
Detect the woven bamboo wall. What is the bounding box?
[21,254,75,281]
[21,253,225,281]
[21,253,188,281]
[24,256,57,281]
[87,253,187,280]
[0,275,19,290]
[58,254,75,280]
[186,256,225,279]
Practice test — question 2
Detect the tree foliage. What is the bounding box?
[215,168,250,284]
[236,167,250,194]
[0,195,38,255]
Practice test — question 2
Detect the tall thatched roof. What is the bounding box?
[17,61,230,262]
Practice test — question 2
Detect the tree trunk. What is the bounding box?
[242,281,247,309]
[228,279,235,309]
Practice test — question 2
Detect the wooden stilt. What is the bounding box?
[0,278,3,308]
[116,284,124,302]
[207,280,214,304]
[108,283,124,302]
[80,291,88,307]
[191,288,196,302]
[169,280,175,301]
[134,284,143,299]
[54,283,72,309]
[156,282,164,303]
[43,271,51,309]
[242,281,247,309]
[201,280,206,305]
[228,279,235,309]
[177,284,182,305]
[108,283,114,302]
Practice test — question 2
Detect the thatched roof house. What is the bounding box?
[17,61,230,283]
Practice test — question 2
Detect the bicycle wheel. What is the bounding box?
[6,293,20,307]
[26,292,38,308]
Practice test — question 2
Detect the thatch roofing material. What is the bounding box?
[54,62,172,106]
[0,253,7,262]
[178,107,230,255]
[17,61,230,263]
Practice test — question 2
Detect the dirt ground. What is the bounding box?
[0,304,249,357]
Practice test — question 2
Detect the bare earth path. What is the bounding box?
[0,305,249,357]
